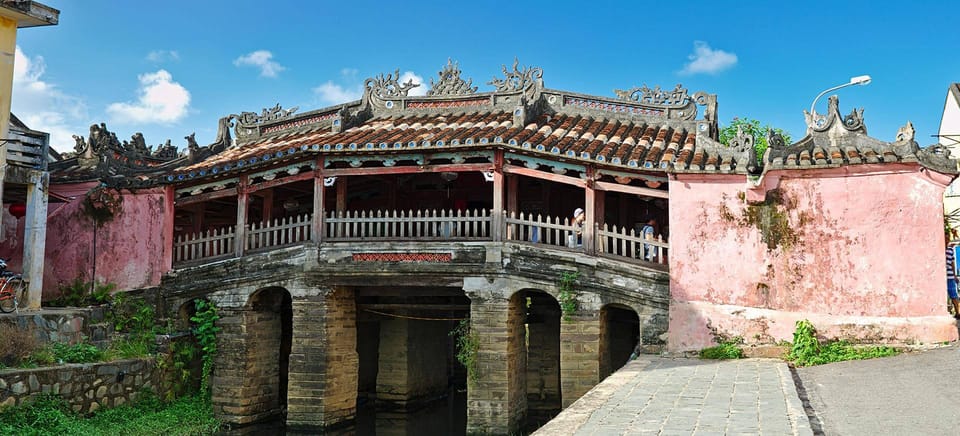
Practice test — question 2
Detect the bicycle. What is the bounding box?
[0,259,27,314]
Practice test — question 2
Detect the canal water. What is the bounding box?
[222,388,468,436]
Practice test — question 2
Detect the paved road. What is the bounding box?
[535,357,812,436]
[795,344,960,436]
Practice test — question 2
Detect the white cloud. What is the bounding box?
[146,50,179,63]
[233,50,285,78]
[12,46,89,152]
[680,41,738,75]
[106,69,191,124]
[313,81,363,105]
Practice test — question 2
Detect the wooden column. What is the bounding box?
[492,150,505,241]
[583,167,596,254]
[507,174,518,215]
[260,189,274,223]
[336,176,347,213]
[22,173,48,310]
[235,175,248,258]
[312,162,325,243]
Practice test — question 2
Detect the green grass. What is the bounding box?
[0,391,220,436]
[699,337,745,359]
[786,319,899,367]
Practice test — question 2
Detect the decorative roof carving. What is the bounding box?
[895,121,915,143]
[614,83,690,106]
[487,58,543,101]
[803,95,866,135]
[366,69,420,99]
[235,103,299,126]
[427,59,477,96]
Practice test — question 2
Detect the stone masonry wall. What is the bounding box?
[0,359,155,412]
[560,311,601,408]
[526,293,561,421]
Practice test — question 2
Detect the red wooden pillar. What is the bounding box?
[259,189,274,223]
[507,174,518,215]
[493,150,505,241]
[162,185,175,270]
[336,176,348,213]
[235,175,249,258]
[583,167,596,254]
[312,159,325,242]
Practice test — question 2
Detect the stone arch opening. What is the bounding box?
[176,299,197,330]
[519,289,561,428]
[246,286,293,412]
[600,304,640,379]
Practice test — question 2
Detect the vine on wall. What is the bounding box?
[449,319,480,385]
[558,271,580,321]
[82,185,124,226]
[190,299,221,396]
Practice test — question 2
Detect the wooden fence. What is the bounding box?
[325,209,491,241]
[173,226,236,264]
[246,214,312,252]
[173,209,668,266]
[597,223,669,265]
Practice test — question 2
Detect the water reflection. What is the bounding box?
[221,388,466,436]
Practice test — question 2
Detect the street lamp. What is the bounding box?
[809,75,872,115]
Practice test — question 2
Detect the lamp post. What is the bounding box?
[809,75,872,115]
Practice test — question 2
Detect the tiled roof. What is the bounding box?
[169,110,698,182]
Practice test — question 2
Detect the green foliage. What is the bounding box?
[51,342,103,364]
[190,299,220,395]
[719,117,792,164]
[557,271,580,321]
[699,337,745,360]
[786,319,899,367]
[104,336,153,360]
[449,319,480,385]
[49,278,116,308]
[157,338,200,401]
[0,391,220,435]
[108,293,157,336]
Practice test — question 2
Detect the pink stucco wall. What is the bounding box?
[668,164,959,351]
[40,185,170,300]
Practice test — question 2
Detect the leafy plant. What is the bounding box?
[91,282,117,305]
[108,293,158,336]
[719,117,792,164]
[699,337,745,360]
[557,271,580,321]
[50,277,116,307]
[50,342,103,364]
[786,319,899,366]
[190,299,220,395]
[449,319,480,385]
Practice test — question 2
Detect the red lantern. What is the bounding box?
[8,204,26,218]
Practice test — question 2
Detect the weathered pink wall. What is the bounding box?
[668,164,959,351]
[40,185,170,300]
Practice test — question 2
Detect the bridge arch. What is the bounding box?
[516,288,562,427]
[599,303,640,379]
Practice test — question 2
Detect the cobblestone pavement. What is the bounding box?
[534,357,812,436]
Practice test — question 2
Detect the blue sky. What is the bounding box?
[12,1,960,153]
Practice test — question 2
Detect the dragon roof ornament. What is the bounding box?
[362,69,421,110]
[487,58,543,101]
[614,83,691,107]
[230,104,298,139]
[427,59,477,96]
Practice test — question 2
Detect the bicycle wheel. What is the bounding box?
[0,278,25,313]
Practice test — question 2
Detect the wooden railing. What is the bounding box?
[173,226,236,264]
[597,223,669,265]
[325,209,491,241]
[504,212,578,248]
[247,213,312,252]
[172,209,669,267]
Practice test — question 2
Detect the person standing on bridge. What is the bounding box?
[568,208,585,248]
[947,229,960,319]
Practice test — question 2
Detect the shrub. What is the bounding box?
[50,342,103,364]
[0,324,39,367]
[786,319,899,366]
[699,337,745,359]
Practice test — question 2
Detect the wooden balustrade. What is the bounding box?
[325,209,491,241]
[596,223,669,265]
[172,209,669,267]
[173,226,236,264]
[246,213,312,252]
[503,211,579,248]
